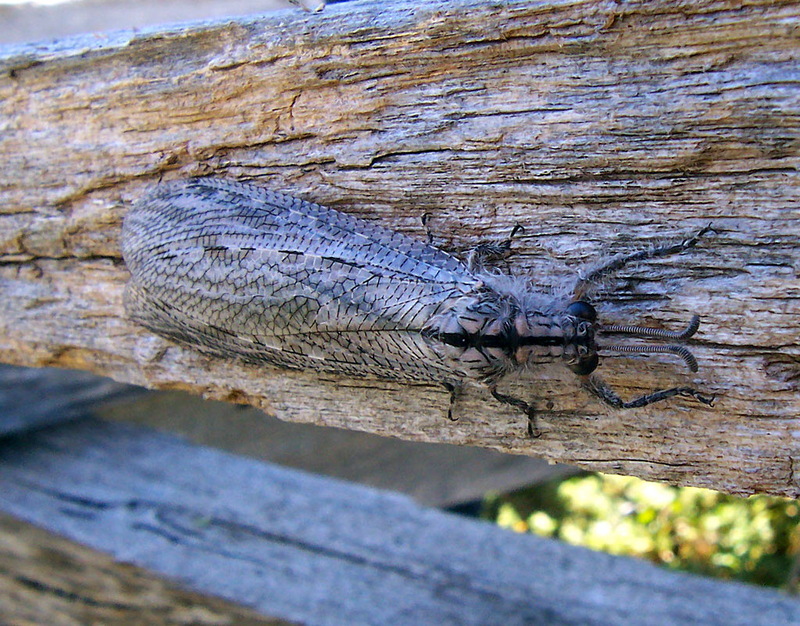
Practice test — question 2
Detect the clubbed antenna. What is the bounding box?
[597,315,702,372]
[601,315,700,341]
[600,343,698,372]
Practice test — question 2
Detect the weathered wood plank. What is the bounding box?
[0,511,289,625]
[0,0,798,496]
[0,419,797,626]
[98,388,580,508]
[0,362,577,506]
[0,363,144,435]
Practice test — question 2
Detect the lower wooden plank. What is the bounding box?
[0,364,144,436]
[1,363,579,507]
[0,512,289,625]
[98,388,579,508]
[0,419,796,626]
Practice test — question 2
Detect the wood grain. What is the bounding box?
[0,512,288,625]
[1,419,797,625]
[0,0,798,496]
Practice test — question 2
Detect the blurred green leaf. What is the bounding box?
[484,473,800,591]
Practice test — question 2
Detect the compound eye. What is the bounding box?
[566,301,597,322]
[568,352,599,375]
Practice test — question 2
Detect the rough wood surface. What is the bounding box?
[0,0,798,496]
[1,419,798,626]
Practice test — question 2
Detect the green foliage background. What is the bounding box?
[484,473,800,591]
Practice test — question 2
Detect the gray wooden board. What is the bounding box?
[0,419,796,626]
[0,364,145,436]
[98,389,579,508]
[0,511,292,625]
[0,363,578,507]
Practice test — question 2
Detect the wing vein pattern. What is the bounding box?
[122,178,480,384]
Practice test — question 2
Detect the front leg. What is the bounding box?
[489,385,541,438]
[573,224,713,299]
[583,374,716,409]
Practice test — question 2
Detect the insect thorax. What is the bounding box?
[421,285,600,383]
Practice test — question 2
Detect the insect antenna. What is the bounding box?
[598,343,698,372]
[600,315,699,340]
[597,314,702,371]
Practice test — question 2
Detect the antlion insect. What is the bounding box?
[122,178,715,436]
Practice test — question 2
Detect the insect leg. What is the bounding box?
[489,386,541,438]
[467,224,524,272]
[442,382,460,421]
[574,224,713,299]
[421,213,435,245]
[583,375,716,409]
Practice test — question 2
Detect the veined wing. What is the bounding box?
[122,178,479,382]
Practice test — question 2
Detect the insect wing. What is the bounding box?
[122,178,478,382]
